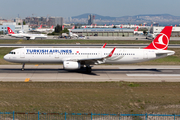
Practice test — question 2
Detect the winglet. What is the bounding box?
[102,43,107,48]
[108,47,116,57]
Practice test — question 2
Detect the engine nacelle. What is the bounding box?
[63,61,81,70]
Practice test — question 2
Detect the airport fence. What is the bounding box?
[0,112,180,120]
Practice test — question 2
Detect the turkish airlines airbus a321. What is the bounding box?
[7,27,47,40]
[4,26,174,72]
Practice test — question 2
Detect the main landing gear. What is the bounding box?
[22,63,25,71]
[86,66,92,73]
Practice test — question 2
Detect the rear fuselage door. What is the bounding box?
[98,50,102,58]
[55,52,59,58]
[143,50,148,59]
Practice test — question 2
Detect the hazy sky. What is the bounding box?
[1,0,180,19]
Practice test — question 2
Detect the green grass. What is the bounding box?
[0,82,180,114]
[0,47,18,64]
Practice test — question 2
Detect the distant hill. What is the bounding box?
[70,13,180,25]
[72,13,180,20]
[72,13,117,20]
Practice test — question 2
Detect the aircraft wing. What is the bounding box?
[65,47,116,64]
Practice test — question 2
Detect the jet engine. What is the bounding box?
[63,61,81,70]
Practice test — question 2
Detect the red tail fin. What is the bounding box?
[7,27,15,34]
[50,25,53,29]
[38,25,42,29]
[120,24,123,28]
[144,26,173,50]
[134,27,138,31]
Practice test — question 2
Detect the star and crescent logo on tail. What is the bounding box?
[152,33,169,50]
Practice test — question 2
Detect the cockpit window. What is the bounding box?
[9,52,16,54]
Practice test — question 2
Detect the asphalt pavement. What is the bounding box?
[0,65,180,82]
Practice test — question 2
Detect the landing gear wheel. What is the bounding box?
[86,66,92,73]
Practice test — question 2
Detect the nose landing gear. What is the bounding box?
[21,63,25,71]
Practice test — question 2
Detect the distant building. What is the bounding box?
[49,17,64,26]
[14,18,23,25]
[71,28,134,37]
[0,22,29,34]
[150,26,180,37]
[88,14,95,25]
[25,16,64,28]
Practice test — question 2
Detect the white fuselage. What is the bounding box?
[35,28,54,32]
[4,48,174,64]
[10,33,47,40]
[10,33,25,38]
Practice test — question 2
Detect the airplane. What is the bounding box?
[4,26,174,73]
[7,27,47,40]
[134,27,143,35]
[68,26,78,38]
[69,32,78,38]
[31,25,54,32]
[146,33,157,39]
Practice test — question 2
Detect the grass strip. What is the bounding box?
[0,82,179,114]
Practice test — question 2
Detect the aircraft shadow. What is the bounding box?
[0,68,161,73]
[0,68,98,75]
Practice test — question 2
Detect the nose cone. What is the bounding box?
[3,54,9,61]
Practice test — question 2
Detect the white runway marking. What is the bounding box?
[126,74,180,76]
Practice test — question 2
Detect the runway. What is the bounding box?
[0,65,180,82]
